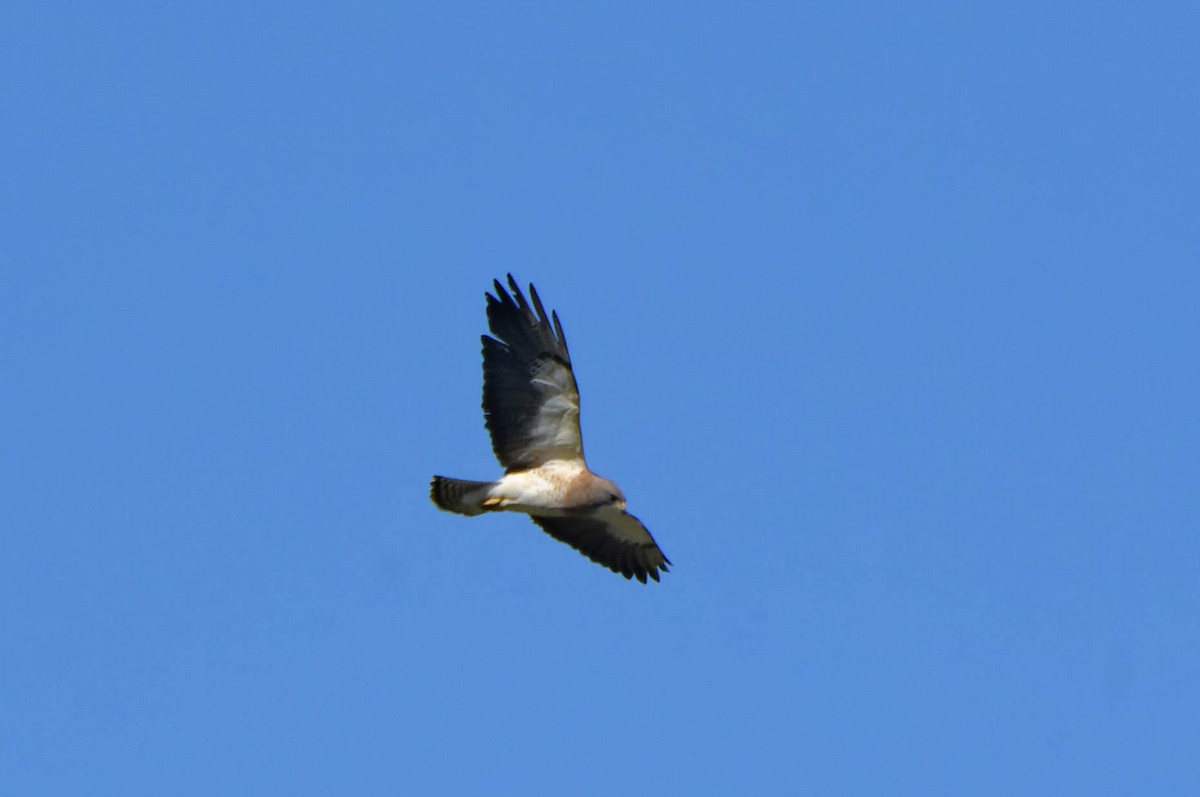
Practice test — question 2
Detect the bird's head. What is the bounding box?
[593,477,627,511]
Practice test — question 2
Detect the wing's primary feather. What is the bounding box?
[482,275,584,470]
[531,512,671,583]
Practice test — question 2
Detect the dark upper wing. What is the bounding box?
[531,511,671,584]
[482,275,584,470]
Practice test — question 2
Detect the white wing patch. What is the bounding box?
[529,357,582,456]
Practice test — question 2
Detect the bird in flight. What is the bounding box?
[430,275,670,583]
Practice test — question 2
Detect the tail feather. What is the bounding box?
[430,476,495,516]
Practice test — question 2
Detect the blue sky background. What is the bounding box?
[4,3,1198,794]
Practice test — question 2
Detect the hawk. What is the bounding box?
[430,275,670,583]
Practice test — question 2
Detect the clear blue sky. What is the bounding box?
[4,3,1198,794]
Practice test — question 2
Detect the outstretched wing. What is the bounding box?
[482,275,584,470]
[531,512,671,583]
